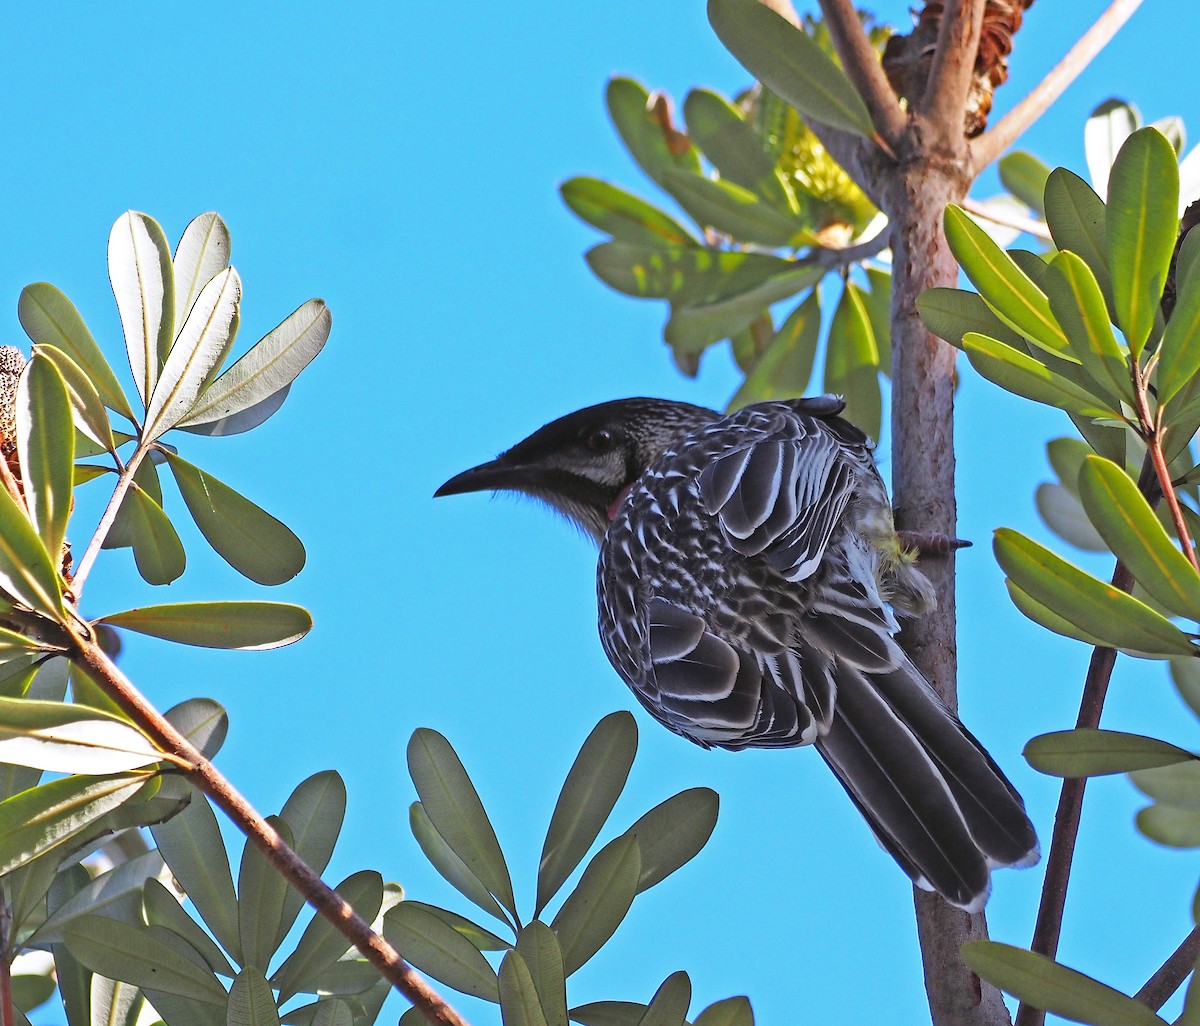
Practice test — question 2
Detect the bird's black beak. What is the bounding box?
[434,459,529,498]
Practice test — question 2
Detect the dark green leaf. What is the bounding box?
[999,152,1051,217]
[50,940,91,1026]
[173,212,231,338]
[659,170,811,249]
[228,967,280,1026]
[963,334,1118,419]
[707,0,875,138]
[383,902,500,1001]
[1045,252,1132,403]
[109,211,176,406]
[586,242,795,304]
[499,951,551,1026]
[164,451,305,585]
[1025,729,1195,777]
[515,922,568,1026]
[606,78,702,188]
[33,343,116,453]
[916,287,1026,349]
[104,457,163,551]
[14,355,73,566]
[623,787,718,893]
[560,178,700,248]
[97,601,312,651]
[165,697,228,761]
[569,1002,650,1026]
[31,849,164,944]
[123,482,186,585]
[1107,127,1180,356]
[143,877,236,977]
[18,282,134,420]
[993,527,1196,657]
[537,712,637,916]
[275,770,347,948]
[1171,658,1200,719]
[824,282,881,439]
[410,801,510,925]
[10,974,55,1014]
[551,834,640,976]
[238,816,294,969]
[407,728,516,920]
[694,997,754,1026]
[728,291,821,409]
[639,972,691,1026]
[0,471,65,619]
[400,901,511,951]
[1178,226,1200,293]
[1043,168,1114,313]
[962,941,1164,1026]
[1158,273,1200,406]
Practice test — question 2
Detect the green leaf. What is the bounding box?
[1025,729,1195,777]
[410,801,510,925]
[1137,803,1200,847]
[944,205,1069,356]
[1129,761,1200,808]
[623,787,718,893]
[999,152,1051,218]
[560,179,700,248]
[863,267,892,378]
[0,471,65,619]
[1077,455,1200,619]
[109,211,176,406]
[963,333,1118,419]
[694,997,754,1026]
[639,972,691,1026]
[165,697,229,760]
[163,451,305,585]
[150,792,242,962]
[238,816,294,969]
[85,976,144,1026]
[1172,658,1200,718]
[551,834,640,976]
[402,902,511,951]
[916,287,1026,349]
[407,728,517,921]
[659,170,810,249]
[993,527,1197,657]
[123,482,187,586]
[514,922,567,1026]
[228,968,280,1026]
[682,89,796,212]
[143,877,236,977]
[1157,272,1200,405]
[499,951,551,1026]
[272,871,384,1002]
[1178,226,1200,293]
[568,1002,650,1026]
[606,78,702,188]
[824,282,881,439]
[97,601,312,651]
[585,241,795,304]
[1045,253,1132,403]
[1044,168,1115,313]
[1107,127,1180,356]
[33,344,116,454]
[144,267,241,439]
[18,282,134,421]
[63,916,227,1004]
[0,696,161,774]
[383,902,500,1001]
[50,938,91,1026]
[11,974,55,1014]
[178,299,330,434]
[962,941,1164,1026]
[707,0,875,139]
[537,711,638,917]
[1035,483,1107,552]
[0,771,153,874]
[275,770,347,948]
[173,212,232,338]
[31,848,164,944]
[728,290,821,409]
[104,456,163,551]
[1086,99,1141,197]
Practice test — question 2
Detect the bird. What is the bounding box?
[435,395,1038,910]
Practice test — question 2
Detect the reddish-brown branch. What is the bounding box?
[1134,925,1200,1011]
[64,623,471,1026]
[921,0,986,136]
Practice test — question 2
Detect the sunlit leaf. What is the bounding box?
[551,834,640,976]
[97,601,312,651]
[1107,127,1179,356]
[606,78,702,188]
[275,770,347,948]
[32,848,165,944]
[1045,252,1132,403]
[109,212,175,406]
[1085,99,1141,198]
[1043,168,1115,313]
[514,922,567,1026]
[1158,272,1200,406]
[383,902,500,1001]
[999,152,1051,218]
[916,287,1025,349]
[33,344,115,454]
[238,816,294,970]
[87,976,143,1026]
[1025,729,1195,777]
[409,801,509,925]
[0,475,65,619]
[560,178,700,248]
[227,968,279,1026]
[1137,803,1200,848]
[498,951,551,1026]
[1130,761,1200,808]
[537,712,637,917]
[0,696,161,774]
[962,940,1163,1026]
[707,0,875,138]
[407,728,517,920]
[173,213,232,338]
[623,787,718,893]
[586,241,795,303]
[143,877,236,977]
[660,170,811,249]
[728,290,821,409]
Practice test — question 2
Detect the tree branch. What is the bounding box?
[64,624,471,1026]
[971,0,1145,170]
[1134,925,1200,1011]
[960,197,1051,241]
[920,0,986,137]
[817,0,906,149]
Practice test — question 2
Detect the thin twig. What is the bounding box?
[972,0,1146,170]
[1133,382,1200,571]
[921,0,986,132]
[1134,925,1200,1011]
[812,228,891,268]
[960,197,1052,241]
[65,624,471,1026]
[817,0,907,148]
[70,445,145,597]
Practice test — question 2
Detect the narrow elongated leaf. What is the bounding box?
[551,834,640,976]
[87,977,142,1026]
[1129,761,1200,808]
[0,476,64,618]
[0,696,161,774]
[1077,455,1200,619]
[1045,253,1132,403]
[962,941,1164,1026]
[586,242,794,304]
[104,457,162,551]
[515,922,567,1026]
[33,849,165,943]
[144,268,241,438]
[63,916,226,1004]
[228,968,280,1026]
[173,213,232,337]
[143,877,236,977]
[1086,99,1141,198]
[1107,127,1180,356]
[994,528,1197,657]
[179,299,329,429]
[963,333,1118,419]
[1036,483,1107,552]
[1044,169,1115,311]
[694,997,754,1026]
[606,78,702,188]
[1173,658,1200,718]
[407,728,517,919]
[729,290,821,409]
[150,792,241,962]
[639,972,692,1026]
[123,482,186,586]
[944,206,1069,355]
[18,283,133,420]
[410,802,510,925]
[1158,273,1200,406]
[1025,729,1195,777]
[383,902,500,1001]
[916,287,1026,349]
[499,951,551,1026]
[238,817,294,969]
[537,712,637,916]
[109,212,175,405]
[275,770,347,947]
[178,384,292,438]
[272,871,384,1001]
[623,787,718,893]
[999,152,1051,217]
[824,282,881,439]
[568,1002,650,1026]
[97,601,312,651]
[0,772,153,874]
[560,179,699,248]
[660,170,810,249]
[33,344,116,453]
[163,452,305,585]
[403,902,511,951]
[707,0,874,138]
[1138,803,1200,847]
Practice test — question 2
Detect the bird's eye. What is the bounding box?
[585,428,615,453]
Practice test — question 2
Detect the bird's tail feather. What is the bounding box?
[814,657,1039,911]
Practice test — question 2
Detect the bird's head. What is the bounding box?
[434,398,718,543]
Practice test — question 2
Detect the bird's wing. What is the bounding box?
[696,415,856,582]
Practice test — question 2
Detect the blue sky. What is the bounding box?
[6,2,1200,1024]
